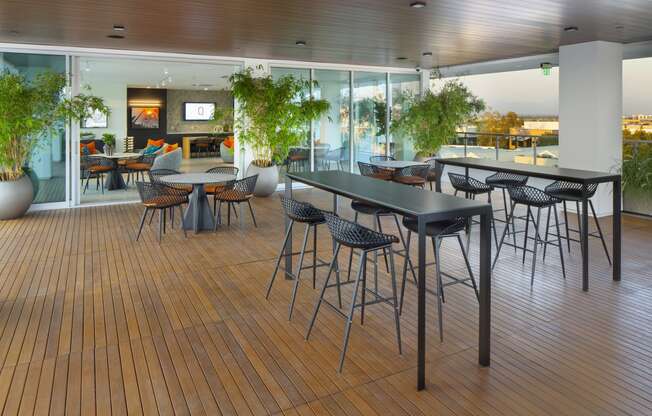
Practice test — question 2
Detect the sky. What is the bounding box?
[437,57,652,117]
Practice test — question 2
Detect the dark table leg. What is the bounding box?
[105,160,127,190]
[479,211,492,366]
[182,184,215,233]
[284,175,293,279]
[417,216,427,390]
[435,161,443,193]
[613,179,622,281]
[581,185,590,291]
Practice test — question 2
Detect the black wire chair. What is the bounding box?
[81,155,113,194]
[424,158,444,191]
[448,172,493,195]
[306,212,401,372]
[135,181,188,242]
[399,215,477,341]
[494,185,566,285]
[205,166,239,211]
[393,164,429,188]
[266,197,336,320]
[357,161,393,181]
[148,169,192,193]
[214,174,258,228]
[485,172,529,254]
[126,154,157,184]
[544,181,610,264]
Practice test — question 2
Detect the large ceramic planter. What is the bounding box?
[624,189,652,216]
[220,143,234,163]
[0,175,34,220]
[246,163,279,197]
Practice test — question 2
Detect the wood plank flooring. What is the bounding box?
[0,187,651,415]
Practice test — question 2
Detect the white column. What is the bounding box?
[559,41,622,216]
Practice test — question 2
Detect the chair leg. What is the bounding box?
[266,220,294,299]
[312,224,317,289]
[530,207,542,286]
[360,253,367,325]
[522,206,532,264]
[488,192,498,248]
[158,210,164,243]
[543,205,552,261]
[392,214,417,285]
[346,212,359,281]
[375,214,390,274]
[590,200,612,265]
[457,234,479,301]
[149,209,156,225]
[433,237,444,342]
[501,188,517,253]
[493,202,516,269]
[177,205,187,238]
[306,243,342,340]
[388,248,402,354]
[554,207,566,279]
[338,251,366,373]
[227,202,231,226]
[562,200,571,253]
[576,201,584,258]
[289,223,311,320]
[136,208,148,241]
[247,200,258,228]
[399,230,412,315]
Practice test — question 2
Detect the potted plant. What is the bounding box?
[0,70,108,219]
[101,133,116,155]
[622,143,652,215]
[230,68,330,196]
[390,80,485,161]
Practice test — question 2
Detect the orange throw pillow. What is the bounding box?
[223,137,234,148]
[147,138,165,147]
[164,143,179,153]
[80,142,97,155]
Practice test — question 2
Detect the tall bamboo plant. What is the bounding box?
[390,80,484,157]
[229,68,330,166]
[0,70,109,181]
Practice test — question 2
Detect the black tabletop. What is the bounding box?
[287,170,491,220]
[436,157,620,184]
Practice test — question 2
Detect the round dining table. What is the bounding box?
[89,152,141,190]
[160,172,235,233]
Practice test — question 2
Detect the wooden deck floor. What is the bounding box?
[0,188,651,415]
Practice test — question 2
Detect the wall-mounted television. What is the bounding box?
[82,109,108,128]
[130,107,160,129]
[184,102,215,121]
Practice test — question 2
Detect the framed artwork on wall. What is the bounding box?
[82,108,109,128]
[130,107,160,129]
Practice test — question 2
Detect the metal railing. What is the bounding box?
[448,131,560,165]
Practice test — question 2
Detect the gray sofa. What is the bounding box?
[151,148,182,171]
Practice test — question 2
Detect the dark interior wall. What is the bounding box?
[127,88,167,149]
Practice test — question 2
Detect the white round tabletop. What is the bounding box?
[370,160,429,169]
[89,152,141,159]
[160,173,235,185]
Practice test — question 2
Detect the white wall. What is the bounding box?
[559,41,623,216]
[80,79,127,151]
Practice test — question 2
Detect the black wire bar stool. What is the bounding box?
[448,172,499,248]
[544,181,611,264]
[306,212,402,373]
[399,215,478,341]
[493,185,567,285]
[485,172,529,253]
[266,197,341,320]
[347,162,417,295]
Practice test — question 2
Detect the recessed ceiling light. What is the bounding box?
[112,24,125,31]
[107,34,124,39]
[564,26,579,32]
[396,57,408,61]
[422,52,432,57]
[410,1,426,8]
[295,40,306,46]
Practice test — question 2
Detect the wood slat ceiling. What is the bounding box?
[1,0,652,68]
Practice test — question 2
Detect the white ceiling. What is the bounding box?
[79,57,240,90]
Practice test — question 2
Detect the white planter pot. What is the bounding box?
[624,190,652,216]
[0,175,34,220]
[246,163,279,197]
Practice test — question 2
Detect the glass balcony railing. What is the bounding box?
[439,132,559,167]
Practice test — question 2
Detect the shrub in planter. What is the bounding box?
[0,70,108,218]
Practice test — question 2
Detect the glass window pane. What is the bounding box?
[270,67,311,176]
[353,72,386,171]
[313,70,350,171]
[389,73,420,161]
[1,52,67,203]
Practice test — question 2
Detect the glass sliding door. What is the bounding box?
[0,52,68,204]
[270,67,311,178]
[389,73,421,161]
[353,72,387,171]
[312,69,351,171]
